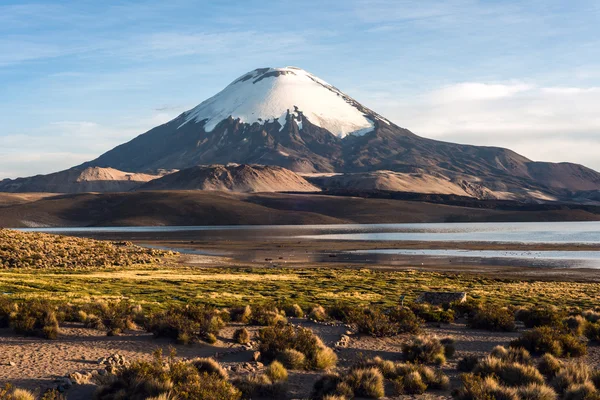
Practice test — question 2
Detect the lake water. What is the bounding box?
[23,221,600,269]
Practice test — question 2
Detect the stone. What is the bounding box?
[8,361,15,366]
[252,351,261,361]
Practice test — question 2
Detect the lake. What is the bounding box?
[23,221,600,269]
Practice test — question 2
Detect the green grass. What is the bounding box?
[0,265,599,310]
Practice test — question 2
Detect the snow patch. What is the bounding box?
[180,67,376,138]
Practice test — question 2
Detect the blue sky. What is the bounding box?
[1,0,600,178]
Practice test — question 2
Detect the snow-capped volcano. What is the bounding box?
[179,66,388,138]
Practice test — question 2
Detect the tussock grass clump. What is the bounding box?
[233,327,250,344]
[311,374,353,400]
[562,381,598,400]
[538,353,563,379]
[0,229,173,269]
[10,300,59,339]
[258,324,337,370]
[551,362,593,394]
[191,357,229,380]
[277,348,306,370]
[0,385,37,400]
[93,300,137,336]
[233,373,287,399]
[346,367,385,398]
[229,305,252,323]
[516,383,558,400]
[348,306,421,337]
[286,304,304,318]
[250,304,287,326]
[565,315,588,336]
[410,303,455,323]
[147,304,225,344]
[457,355,480,373]
[490,346,532,365]
[95,350,240,400]
[516,307,564,329]
[266,361,288,382]
[585,322,600,343]
[468,305,516,332]
[583,310,600,323]
[402,336,448,365]
[309,305,328,322]
[395,371,427,395]
[453,375,519,400]
[473,356,544,387]
[511,327,587,357]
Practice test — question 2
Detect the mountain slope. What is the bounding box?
[3,67,600,199]
[139,164,320,193]
[0,167,162,193]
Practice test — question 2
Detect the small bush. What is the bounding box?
[562,381,599,400]
[309,306,328,322]
[94,300,137,336]
[233,328,250,344]
[346,367,385,398]
[511,327,586,357]
[191,357,229,380]
[473,357,544,387]
[551,362,592,394]
[395,371,427,395]
[441,337,456,358]
[286,304,304,318]
[147,304,225,344]
[585,323,600,343]
[516,383,558,400]
[457,355,479,372]
[565,315,588,336]
[258,324,337,370]
[402,336,446,365]
[349,306,421,337]
[453,374,519,400]
[411,303,455,323]
[491,346,532,365]
[230,305,252,323]
[266,361,288,382]
[233,373,286,399]
[468,305,516,332]
[277,348,306,370]
[10,300,59,339]
[583,310,600,323]
[311,374,353,400]
[538,353,563,378]
[517,307,564,329]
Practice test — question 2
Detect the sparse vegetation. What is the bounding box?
[511,327,587,357]
[9,299,59,339]
[147,304,225,344]
[468,305,516,331]
[349,306,422,337]
[402,336,450,365]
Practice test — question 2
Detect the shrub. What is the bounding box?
[395,371,427,395]
[346,367,385,398]
[538,353,563,378]
[10,388,36,400]
[441,337,456,358]
[451,298,482,318]
[583,310,600,323]
[266,361,288,382]
[229,305,252,323]
[311,374,353,400]
[233,374,286,399]
[490,346,532,365]
[309,306,328,322]
[517,307,564,329]
[95,350,241,400]
[147,304,225,344]
[233,328,250,344]
[10,300,59,339]
[349,306,421,337]
[258,324,337,370]
[511,327,586,357]
[191,357,229,380]
[402,336,446,365]
[276,349,306,370]
[457,355,479,372]
[94,300,137,336]
[562,382,599,400]
[474,356,544,387]
[468,305,516,331]
[551,362,592,394]
[585,322,600,343]
[516,384,558,400]
[0,298,16,328]
[453,374,519,400]
[286,304,304,318]
[250,304,287,326]
[565,315,588,336]
[411,303,455,323]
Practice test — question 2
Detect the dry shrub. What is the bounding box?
[311,374,353,400]
[516,307,564,329]
[346,367,385,398]
[410,303,455,323]
[562,381,599,400]
[490,346,532,365]
[468,305,516,332]
[551,362,593,395]
[10,299,59,339]
[457,355,480,373]
[511,327,587,357]
[94,350,240,400]
[402,336,447,365]
[258,324,337,370]
[453,374,519,400]
[229,305,252,323]
[473,357,544,387]
[349,306,421,337]
[191,357,229,380]
[233,328,250,345]
[147,304,225,344]
[516,383,558,400]
[565,315,588,336]
[94,300,137,336]
[286,304,304,318]
[251,305,287,326]
[309,305,328,322]
[266,361,288,382]
[395,371,427,395]
[538,353,563,379]
[233,373,286,399]
[583,310,600,323]
[276,349,306,370]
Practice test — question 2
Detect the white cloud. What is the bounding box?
[370,81,600,171]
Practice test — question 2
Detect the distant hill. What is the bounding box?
[139,164,320,193]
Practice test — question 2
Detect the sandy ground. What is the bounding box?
[2,318,597,399]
